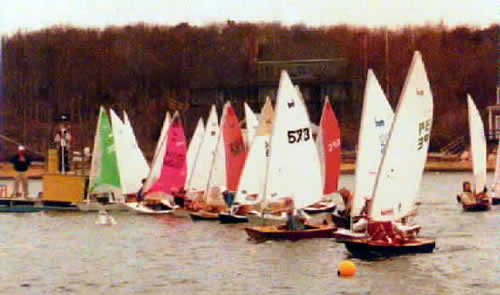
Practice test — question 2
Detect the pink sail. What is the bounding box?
[222,103,248,191]
[318,99,341,194]
[148,115,187,194]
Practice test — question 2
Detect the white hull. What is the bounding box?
[77,202,128,212]
[123,202,173,215]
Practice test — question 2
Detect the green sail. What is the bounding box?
[89,107,122,193]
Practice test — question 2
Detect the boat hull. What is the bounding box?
[245,224,336,241]
[218,212,248,224]
[123,202,172,214]
[77,202,128,212]
[247,213,286,226]
[0,199,79,212]
[343,238,436,259]
[303,202,336,214]
[189,211,219,221]
[492,197,500,205]
[462,201,491,212]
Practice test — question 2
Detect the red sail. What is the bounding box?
[320,99,341,194]
[222,104,248,191]
[148,115,187,194]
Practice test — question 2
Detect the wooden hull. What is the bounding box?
[343,238,435,259]
[218,212,248,224]
[303,203,336,214]
[189,211,219,221]
[245,224,336,241]
[247,213,286,226]
[123,202,172,215]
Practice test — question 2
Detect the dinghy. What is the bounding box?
[304,97,340,214]
[457,96,492,211]
[245,71,336,241]
[219,99,274,224]
[339,52,436,258]
[332,69,393,228]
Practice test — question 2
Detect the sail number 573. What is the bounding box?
[288,128,311,144]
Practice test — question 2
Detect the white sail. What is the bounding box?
[120,111,150,194]
[369,51,433,222]
[467,95,487,193]
[153,112,171,162]
[352,70,394,216]
[186,118,205,188]
[187,105,220,192]
[244,102,259,147]
[264,71,323,210]
[235,97,274,205]
[143,111,174,192]
[109,109,127,192]
[205,103,228,192]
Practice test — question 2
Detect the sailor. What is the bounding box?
[284,198,306,231]
[136,178,146,206]
[54,120,72,173]
[458,181,474,204]
[338,188,353,217]
[9,146,32,198]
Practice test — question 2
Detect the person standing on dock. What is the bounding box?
[54,121,72,173]
[9,145,32,198]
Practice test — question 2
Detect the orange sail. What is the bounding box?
[222,103,248,191]
[317,98,341,194]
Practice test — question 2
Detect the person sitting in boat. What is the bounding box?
[136,178,146,206]
[222,190,235,207]
[172,187,186,208]
[458,181,474,204]
[351,197,372,232]
[475,187,490,202]
[338,188,353,217]
[283,198,306,231]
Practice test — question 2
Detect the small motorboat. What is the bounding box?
[245,223,336,241]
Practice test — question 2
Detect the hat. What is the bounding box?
[18,145,25,151]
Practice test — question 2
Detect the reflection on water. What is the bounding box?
[0,173,499,294]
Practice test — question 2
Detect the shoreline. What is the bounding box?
[0,159,494,180]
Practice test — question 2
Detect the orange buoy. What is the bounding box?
[338,260,357,277]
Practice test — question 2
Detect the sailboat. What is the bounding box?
[244,102,259,148]
[191,103,245,221]
[457,95,492,211]
[125,112,188,214]
[219,97,275,223]
[304,97,340,214]
[79,107,124,211]
[332,69,394,229]
[244,71,336,241]
[339,51,436,259]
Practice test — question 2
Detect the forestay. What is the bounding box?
[369,51,433,222]
[494,138,500,198]
[264,71,323,210]
[467,95,487,193]
[352,70,394,216]
[235,97,274,205]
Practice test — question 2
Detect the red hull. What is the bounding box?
[245,224,336,241]
[343,238,435,259]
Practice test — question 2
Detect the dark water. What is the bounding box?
[0,172,499,295]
